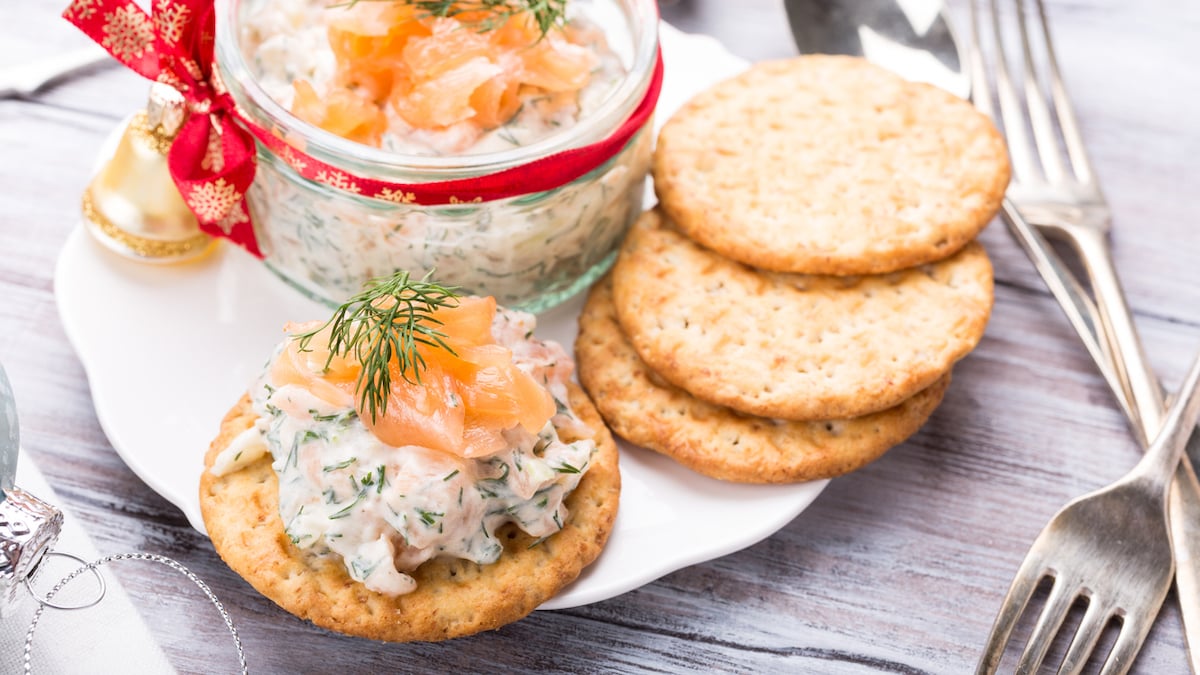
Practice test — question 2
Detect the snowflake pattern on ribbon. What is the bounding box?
[152,0,191,47]
[278,145,309,173]
[201,127,225,173]
[315,169,362,194]
[187,178,244,233]
[216,204,250,235]
[100,5,155,61]
[378,188,417,205]
[64,0,100,21]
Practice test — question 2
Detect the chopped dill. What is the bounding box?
[323,457,358,472]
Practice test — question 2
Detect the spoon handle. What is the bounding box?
[0,46,111,99]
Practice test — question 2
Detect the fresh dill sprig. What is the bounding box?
[338,0,568,39]
[293,270,460,424]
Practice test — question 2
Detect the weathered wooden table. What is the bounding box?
[2,0,1199,671]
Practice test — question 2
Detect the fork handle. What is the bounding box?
[1050,220,1200,673]
[1065,225,1168,438]
[1124,336,1200,491]
[997,202,1133,422]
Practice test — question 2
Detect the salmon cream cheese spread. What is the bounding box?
[232,0,650,308]
[240,0,626,155]
[208,296,597,595]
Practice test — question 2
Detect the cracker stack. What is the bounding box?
[576,56,1009,484]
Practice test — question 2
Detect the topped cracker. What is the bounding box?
[653,55,1010,275]
[610,209,993,421]
[199,384,619,642]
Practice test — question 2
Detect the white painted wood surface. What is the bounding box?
[2,0,1199,671]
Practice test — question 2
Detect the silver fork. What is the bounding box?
[968,0,1200,672]
[969,0,1163,438]
[974,339,1200,674]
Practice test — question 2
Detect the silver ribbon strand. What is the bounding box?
[23,551,248,674]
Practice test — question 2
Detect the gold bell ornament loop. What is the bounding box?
[82,83,216,263]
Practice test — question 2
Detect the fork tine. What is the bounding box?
[966,0,995,119]
[976,567,1047,675]
[1032,0,1097,186]
[1057,598,1110,675]
[1098,617,1153,675]
[1014,0,1065,183]
[1014,575,1076,673]
[986,0,1040,184]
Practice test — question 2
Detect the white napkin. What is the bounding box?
[0,457,176,675]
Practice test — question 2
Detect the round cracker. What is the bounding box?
[610,209,992,421]
[577,277,950,483]
[199,383,619,642]
[653,55,1010,275]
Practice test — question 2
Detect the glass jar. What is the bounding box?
[214,0,659,311]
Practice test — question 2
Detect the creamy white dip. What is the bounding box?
[210,306,596,595]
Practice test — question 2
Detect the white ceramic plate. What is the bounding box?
[54,24,828,610]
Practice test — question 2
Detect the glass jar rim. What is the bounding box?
[214,0,660,181]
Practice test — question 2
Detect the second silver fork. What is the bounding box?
[968,0,1200,672]
[978,344,1200,674]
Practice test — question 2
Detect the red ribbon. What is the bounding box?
[65,0,261,255]
[64,0,663,257]
[244,51,664,206]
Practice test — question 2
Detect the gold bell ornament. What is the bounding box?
[82,83,216,263]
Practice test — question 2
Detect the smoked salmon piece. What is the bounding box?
[469,71,522,129]
[514,36,594,92]
[291,79,388,146]
[278,298,556,459]
[296,5,602,145]
[391,57,503,128]
[401,19,494,78]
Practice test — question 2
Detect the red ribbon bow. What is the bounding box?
[64,0,262,256]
